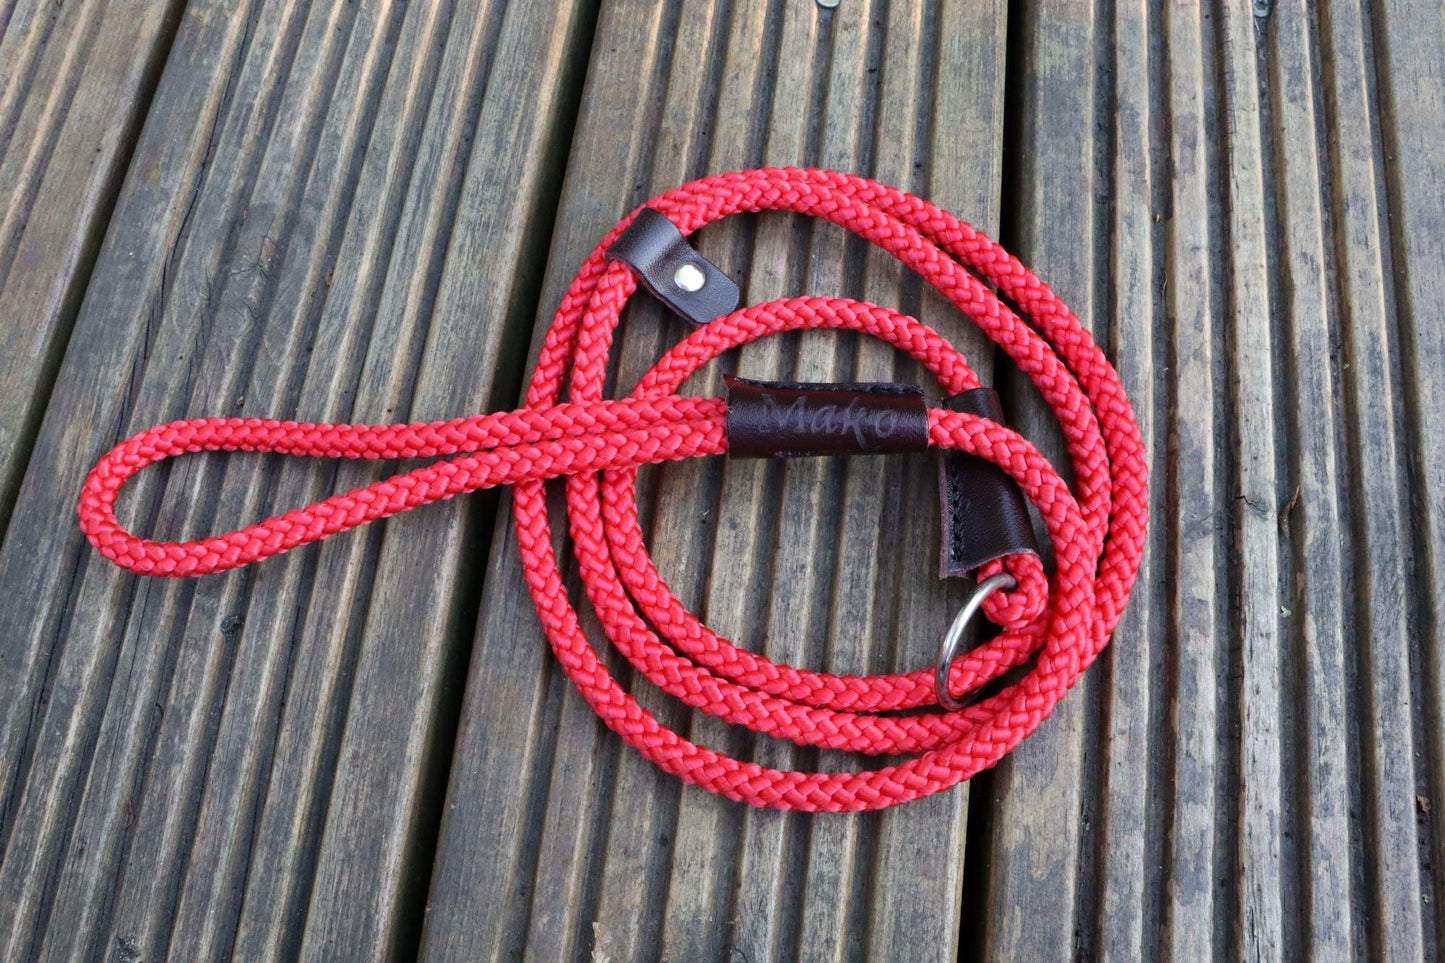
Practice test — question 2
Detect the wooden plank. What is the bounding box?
[594,3,785,960]
[981,0,1101,956]
[1216,4,1283,956]
[1268,0,1353,954]
[0,0,593,959]
[0,0,185,535]
[1092,1,1164,958]
[420,0,1008,959]
[858,3,1005,957]
[983,0,1443,957]
[1373,0,1445,956]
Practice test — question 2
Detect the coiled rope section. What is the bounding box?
[79,168,1147,812]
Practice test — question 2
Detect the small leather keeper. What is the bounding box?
[606,208,740,325]
[725,376,930,458]
[938,387,1039,577]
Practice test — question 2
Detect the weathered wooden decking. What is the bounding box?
[1,0,1442,959]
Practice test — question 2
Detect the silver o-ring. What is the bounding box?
[935,572,1017,712]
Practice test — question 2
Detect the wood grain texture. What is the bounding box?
[0,0,185,537]
[982,0,1099,955]
[420,1,1007,960]
[1373,0,1445,956]
[0,0,1439,958]
[977,0,1444,957]
[0,0,593,959]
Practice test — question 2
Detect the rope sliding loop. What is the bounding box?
[78,168,1148,812]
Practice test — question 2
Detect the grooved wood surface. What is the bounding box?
[421,1,1005,959]
[0,0,1441,959]
[0,0,594,958]
[0,0,186,539]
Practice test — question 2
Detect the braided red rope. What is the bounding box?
[78,168,1147,812]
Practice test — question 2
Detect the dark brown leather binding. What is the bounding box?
[938,388,1040,577]
[724,376,930,458]
[605,208,740,325]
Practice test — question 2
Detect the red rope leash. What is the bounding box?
[78,168,1147,812]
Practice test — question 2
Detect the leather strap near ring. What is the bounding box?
[938,387,1040,577]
